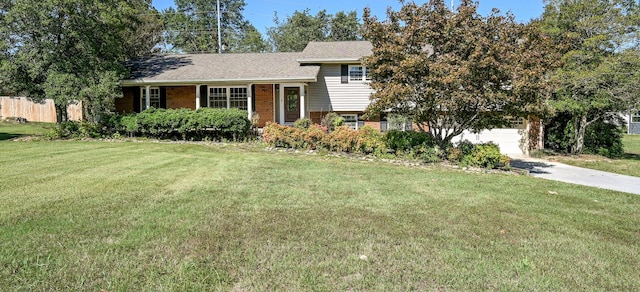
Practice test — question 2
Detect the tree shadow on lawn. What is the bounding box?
[0,132,21,141]
[622,153,640,161]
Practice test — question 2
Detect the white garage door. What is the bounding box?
[453,128,528,155]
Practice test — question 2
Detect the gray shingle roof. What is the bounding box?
[123,52,320,85]
[298,41,373,63]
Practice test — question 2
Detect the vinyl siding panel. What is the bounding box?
[308,64,373,112]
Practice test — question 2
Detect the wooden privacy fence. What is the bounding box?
[0,96,83,123]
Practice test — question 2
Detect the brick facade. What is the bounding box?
[116,86,196,113]
[115,87,135,113]
[254,84,274,127]
[166,86,196,110]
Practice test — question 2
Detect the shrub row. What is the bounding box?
[263,123,386,155]
[48,108,251,141]
[107,108,251,140]
[264,123,510,167]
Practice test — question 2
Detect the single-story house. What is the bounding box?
[118,41,542,155]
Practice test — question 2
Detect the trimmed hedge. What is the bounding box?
[108,108,250,140]
[263,122,386,155]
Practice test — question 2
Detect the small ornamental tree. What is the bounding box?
[362,0,556,151]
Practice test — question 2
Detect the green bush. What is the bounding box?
[545,112,625,158]
[448,141,510,169]
[383,130,434,152]
[102,108,250,140]
[294,118,313,129]
[47,121,102,139]
[321,112,345,132]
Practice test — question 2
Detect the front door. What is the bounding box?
[284,87,300,122]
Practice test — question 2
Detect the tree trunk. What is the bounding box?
[571,114,588,154]
[55,103,68,123]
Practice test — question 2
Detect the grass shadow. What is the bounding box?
[622,153,640,161]
[0,132,21,141]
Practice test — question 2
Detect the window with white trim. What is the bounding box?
[349,66,364,82]
[229,87,248,110]
[341,114,358,130]
[632,113,640,123]
[505,116,525,128]
[209,87,227,108]
[140,87,160,109]
[208,86,248,110]
[348,65,371,82]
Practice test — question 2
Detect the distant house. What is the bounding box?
[623,112,640,134]
[118,41,542,155]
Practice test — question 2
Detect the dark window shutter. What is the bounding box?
[341,65,348,84]
[159,87,167,109]
[133,87,141,113]
[200,86,208,108]
[252,85,256,113]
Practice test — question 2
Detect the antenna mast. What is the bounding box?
[451,0,455,11]
[217,0,222,54]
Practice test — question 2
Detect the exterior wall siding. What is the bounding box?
[308,64,374,112]
[255,84,274,127]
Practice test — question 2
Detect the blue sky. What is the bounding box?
[152,0,546,34]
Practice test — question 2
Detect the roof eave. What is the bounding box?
[120,76,318,86]
[297,58,366,64]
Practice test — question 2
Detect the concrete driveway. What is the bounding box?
[510,157,640,195]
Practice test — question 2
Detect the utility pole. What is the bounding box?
[217,0,222,53]
[451,0,454,11]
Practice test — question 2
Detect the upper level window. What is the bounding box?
[349,65,371,82]
[208,86,248,110]
[349,66,364,81]
[141,87,160,109]
[632,113,640,123]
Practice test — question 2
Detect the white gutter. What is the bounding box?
[120,76,318,87]
[297,58,367,64]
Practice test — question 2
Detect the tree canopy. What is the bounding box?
[162,0,268,53]
[363,0,555,150]
[541,0,639,154]
[267,9,361,52]
[0,0,159,122]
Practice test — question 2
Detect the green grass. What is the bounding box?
[556,135,640,177]
[1,139,639,290]
[0,121,54,140]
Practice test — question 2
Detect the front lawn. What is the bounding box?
[1,139,639,290]
[0,120,53,140]
[555,135,640,177]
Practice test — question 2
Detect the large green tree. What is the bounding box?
[267,9,361,52]
[163,0,268,53]
[541,0,639,154]
[0,0,160,122]
[363,0,555,150]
